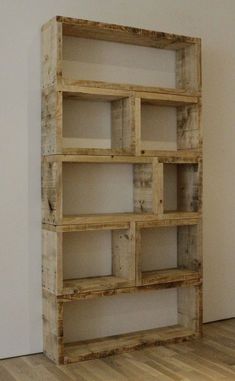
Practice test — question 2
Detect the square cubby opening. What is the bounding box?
[62,92,134,154]
[137,223,201,286]
[63,226,135,294]
[63,162,157,217]
[163,163,200,214]
[140,101,200,154]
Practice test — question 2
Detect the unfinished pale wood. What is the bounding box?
[42,16,203,364]
[62,78,201,96]
[142,268,200,286]
[62,212,200,226]
[58,16,200,49]
[41,18,62,88]
[3,320,235,380]
[42,230,63,294]
[63,276,131,296]
[63,324,195,363]
[176,42,202,92]
[42,159,62,224]
[178,285,202,336]
[112,225,135,282]
[178,221,202,273]
[41,87,62,155]
[43,293,64,364]
[111,97,135,153]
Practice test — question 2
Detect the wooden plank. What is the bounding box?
[136,217,198,229]
[42,230,63,294]
[63,324,195,363]
[57,16,200,50]
[43,221,130,232]
[41,86,62,155]
[176,42,201,92]
[45,155,153,164]
[112,225,135,282]
[61,79,200,102]
[111,97,135,153]
[154,161,163,214]
[43,292,64,364]
[177,163,200,212]
[177,221,202,273]
[41,17,62,88]
[133,163,156,213]
[178,285,202,336]
[142,268,200,286]
[62,212,201,226]
[177,104,202,150]
[58,278,201,302]
[62,78,201,97]
[42,158,62,224]
[63,275,131,295]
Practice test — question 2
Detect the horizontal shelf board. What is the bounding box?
[142,268,200,286]
[61,212,200,226]
[62,148,133,156]
[55,16,200,50]
[63,275,131,295]
[45,155,153,164]
[60,79,200,103]
[64,324,195,363]
[42,216,201,232]
[43,221,130,232]
[140,150,202,163]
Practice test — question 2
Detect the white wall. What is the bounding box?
[1,0,235,358]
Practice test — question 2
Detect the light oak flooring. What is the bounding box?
[1,319,235,380]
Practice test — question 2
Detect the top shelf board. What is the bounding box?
[52,16,200,50]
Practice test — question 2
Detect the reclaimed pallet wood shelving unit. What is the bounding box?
[41,16,202,364]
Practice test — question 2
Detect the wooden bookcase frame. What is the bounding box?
[42,16,202,364]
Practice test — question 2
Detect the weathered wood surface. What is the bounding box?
[43,292,64,364]
[41,16,203,365]
[3,320,235,379]
[64,324,195,363]
[56,16,201,50]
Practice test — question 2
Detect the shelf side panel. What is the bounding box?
[112,223,135,283]
[42,87,62,155]
[42,159,62,224]
[42,230,63,294]
[177,285,202,335]
[43,292,64,364]
[177,103,202,150]
[177,221,202,273]
[176,43,201,92]
[42,18,62,88]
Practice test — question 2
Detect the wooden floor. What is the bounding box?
[2,319,235,381]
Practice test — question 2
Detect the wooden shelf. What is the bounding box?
[62,212,200,226]
[63,275,132,295]
[142,268,200,286]
[63,324,195,363]
[42,16,203,364]
[61,79,199,105]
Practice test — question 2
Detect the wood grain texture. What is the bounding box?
[3,320,235,380]
[41,16,203,364]
[57,16,200,50]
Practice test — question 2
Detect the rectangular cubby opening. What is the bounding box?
[62,92,134,154]
[62,36,176,89]
[138,224,201,286]
[164,163,200,213]
[140,102,200,154]
[63,227,135,294]
[62,286,199,362]
[141,103,177,152]
[63,162,156,217]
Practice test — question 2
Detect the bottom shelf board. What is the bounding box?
[63,275,131,295]
[64,324,195,363]
[142,268,200,286]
